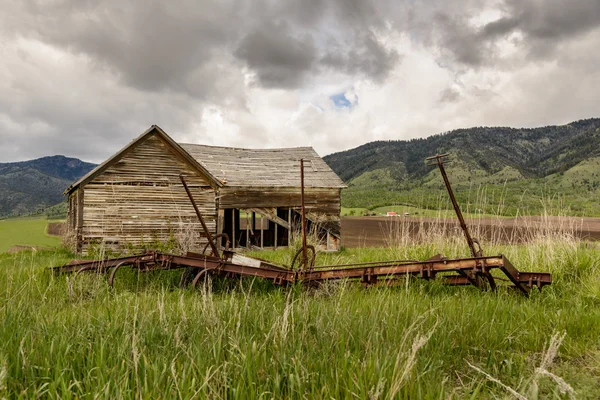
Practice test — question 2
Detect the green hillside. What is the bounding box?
[325,118,600,216]
[0,156,96,218]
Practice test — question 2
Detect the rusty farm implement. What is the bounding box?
[52,155,552,296]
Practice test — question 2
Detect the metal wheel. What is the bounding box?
[290,245,316,270]
[179,267,201,288]
[191,269,211,289]
[107,261,128,287]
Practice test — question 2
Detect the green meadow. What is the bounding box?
[1,231,599,398]
[0,218,61,253]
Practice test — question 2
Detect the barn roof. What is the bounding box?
[65,125,345,194]
[180,143,346,188]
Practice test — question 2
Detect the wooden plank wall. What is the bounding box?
[219,187,341,215]
[80,134,216,253]
[68,193,76,229]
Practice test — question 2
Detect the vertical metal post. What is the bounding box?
[300,159,308,269]
[274,220,278,250]
[287,208,292,247]
[246,211,249,248]
[231,209,236,248]
[260,214,264,248]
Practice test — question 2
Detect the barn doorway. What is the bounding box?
[222,208,291,249]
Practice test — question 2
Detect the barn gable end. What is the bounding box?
[69,131,218,253]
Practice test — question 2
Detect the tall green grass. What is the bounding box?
[1,234,599,398]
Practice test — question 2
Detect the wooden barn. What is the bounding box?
[65,125,346,254]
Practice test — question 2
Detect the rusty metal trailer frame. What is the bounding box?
[52,154,552,296]
[54,250,551,295]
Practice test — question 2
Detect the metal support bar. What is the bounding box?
[179,175,220,258]
[300,158,308,270]
[426,154,482,258]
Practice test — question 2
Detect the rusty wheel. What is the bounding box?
[191,269,212,289]
[481,272,497,291]
[107,261,128,287]
[290,245,316,270]
[74,264,101,277]
[179,267,198,288]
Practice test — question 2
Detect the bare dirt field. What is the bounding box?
[341,216,600,248]
[47,222,66,236]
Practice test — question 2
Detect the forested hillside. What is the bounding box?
[0,156,96,218]
[324,118,600,216]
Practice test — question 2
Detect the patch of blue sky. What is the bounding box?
[330,92,353,109]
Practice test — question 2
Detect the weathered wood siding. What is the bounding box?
[68,192,76,229]
[220,187,340,212]
[79,134,216,253]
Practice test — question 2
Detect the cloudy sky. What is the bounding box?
[1,0,599,163]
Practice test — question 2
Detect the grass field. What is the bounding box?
[341,179,600,218]
[340,206,369,216]
[1,233,599,398]
[342,204,508,219]
[0,218,61,253]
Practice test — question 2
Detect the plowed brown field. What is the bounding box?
[341,216,600,248]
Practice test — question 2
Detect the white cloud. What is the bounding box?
[0,0,598,162]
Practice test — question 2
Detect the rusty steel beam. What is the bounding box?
[179,174,220,258]
[51,253,158,274]
[426,154,482,258]
[300,158,308,270]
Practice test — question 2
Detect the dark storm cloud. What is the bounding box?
[482,0,600,59]
[484,0,600,41]
[321,33,400,82]
[235,24,399,88]
[234,0,399,87]
[235,22,317,89]
[432,12,488,66]
[9,0,242,96]
[424,0,600,67]
[438,87,461,104]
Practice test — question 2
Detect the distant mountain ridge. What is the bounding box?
[324,118,600,215]
[0,155,96,218]
[325,118,600,184]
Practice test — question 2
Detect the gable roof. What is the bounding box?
[65,125,346,194]
[180,143,346,188]
[64,125,222,194]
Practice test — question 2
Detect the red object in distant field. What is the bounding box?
[386,211,397,216]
